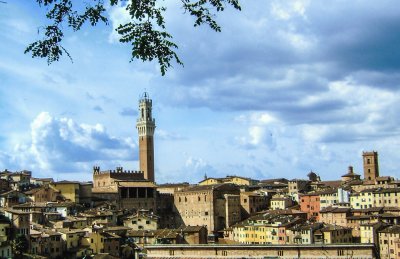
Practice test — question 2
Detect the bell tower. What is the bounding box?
[136,92,156,182]
[363,151,379,181]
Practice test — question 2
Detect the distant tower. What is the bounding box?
[363,151,379,181]
[136,92,156,182]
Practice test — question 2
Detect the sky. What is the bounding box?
[0,0,399,184]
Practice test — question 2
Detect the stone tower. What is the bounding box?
[363,151,379,181]
[136,92,156,182]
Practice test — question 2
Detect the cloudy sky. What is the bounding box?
[0,0,399,183]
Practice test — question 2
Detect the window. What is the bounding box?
[222,251,228,256]
[91,238,94,243]
[278,250,284,256]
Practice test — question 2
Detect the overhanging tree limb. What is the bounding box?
[25,0,241,75]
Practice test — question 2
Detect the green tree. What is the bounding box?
[11,234,29,259]
[25,0,241,75]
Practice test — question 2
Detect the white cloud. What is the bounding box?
[235,112,278,149]
[1,112,136,175]
[107,3,131,43]
[270,0,310,20]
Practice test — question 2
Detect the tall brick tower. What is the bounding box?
[136,92,156,182]
[363,151,379,181]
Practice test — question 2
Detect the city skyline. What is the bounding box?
[0,1,400,183]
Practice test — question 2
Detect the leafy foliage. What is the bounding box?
[25,0,241,75]
[11,234,29,258]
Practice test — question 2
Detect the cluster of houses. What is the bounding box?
[0,151,397,258]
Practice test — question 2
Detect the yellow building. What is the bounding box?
[231,214,304,245]
[199,178,223,186]
[355,189,374,209]
[58,228,87,251]
[378,225,400,259]
[51,181,80,203]
[199,176,258,186]
[360,222,388,247]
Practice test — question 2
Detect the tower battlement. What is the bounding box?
[93,166,144,176]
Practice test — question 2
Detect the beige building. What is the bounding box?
[378,225,400,259]
[4,209,30,236]
[239,191,268,218]
[319,206,350,227]
[174,183,241,234]
[24,185,60,203]
[351,187,400,209]
[316,224,353,244]
[123,210,158,230]
[319,188,339,210]
[270,195,295,210]
[287,222,324,244]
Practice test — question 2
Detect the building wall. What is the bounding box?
[323,228,353,244]
[320,192,339,210]
[123,214,158,231]
[240,192,268,218]
[145,244,377,258]
[225,194,241,228]
[51,182,80,203]
[174,189,215,233]
[378,231,400,259]
[174,186,240,234]
[300,194,320,220]
[288,180,310,202]
[363,151,379,181]
[319,212,348,227]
